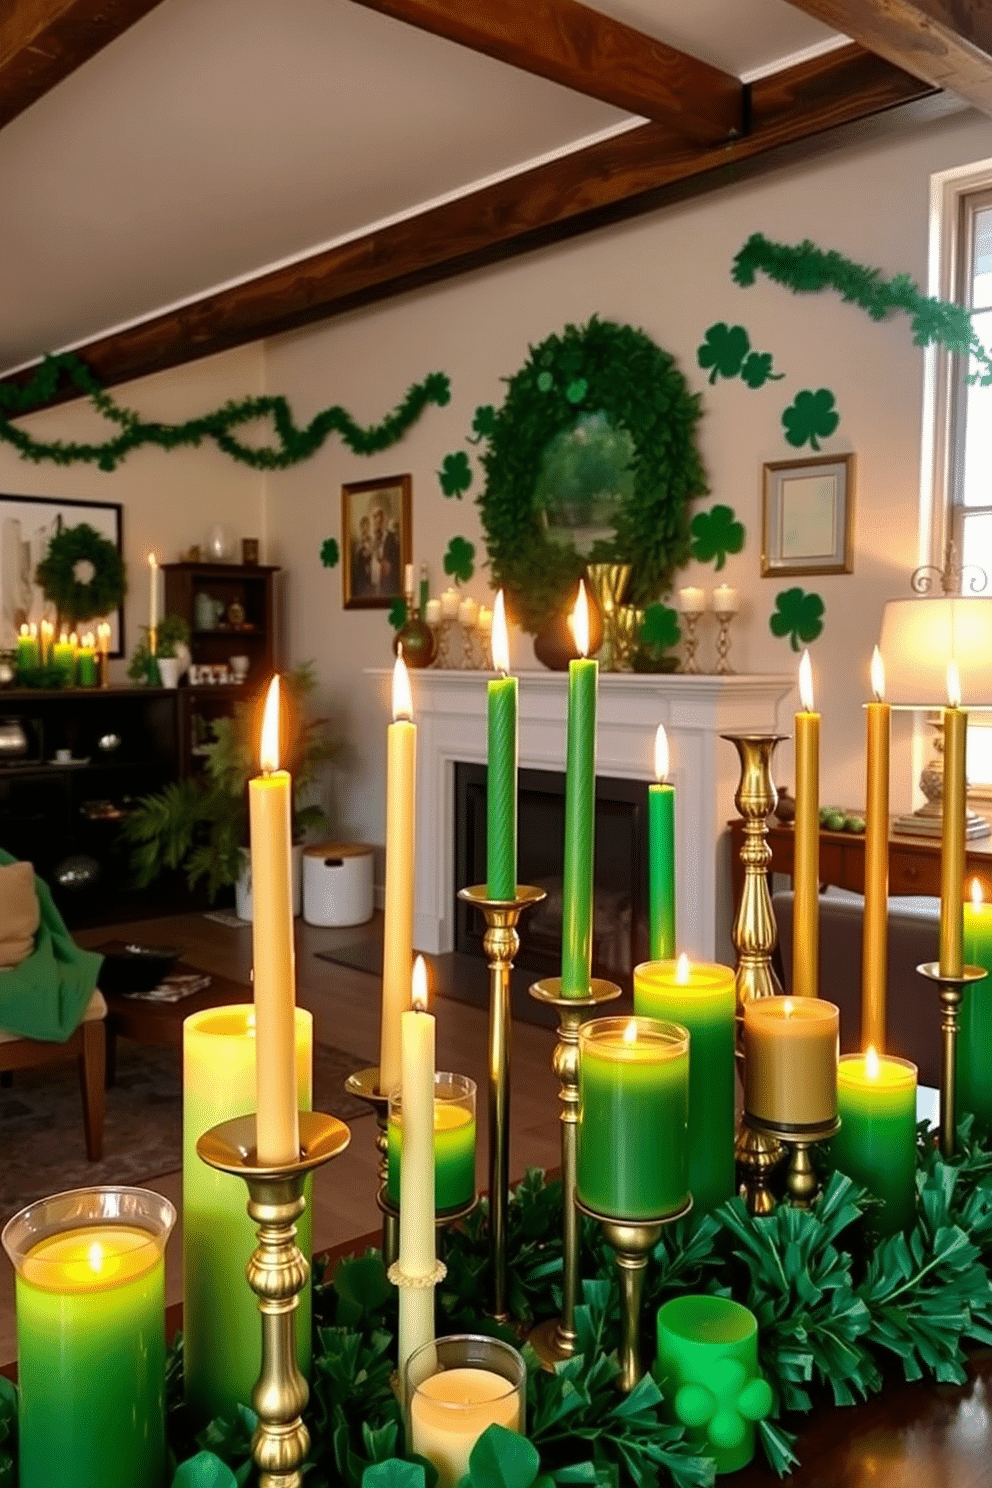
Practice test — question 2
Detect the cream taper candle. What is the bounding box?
[381,655,416,1094]
[396,956,437,1381]
[793,650,820,998]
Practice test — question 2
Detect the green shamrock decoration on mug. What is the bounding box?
[675,1358,774,1455]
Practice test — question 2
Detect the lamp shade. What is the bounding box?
[878,597,992,708]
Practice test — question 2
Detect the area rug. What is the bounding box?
[0,1040,372,1220]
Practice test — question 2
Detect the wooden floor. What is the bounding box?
[0,910,560,1362]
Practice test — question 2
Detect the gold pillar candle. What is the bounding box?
[381,655,416,1095]
[743,996,838,1129]
[940,663,967,979]
[862,647,890,1050]
[792,651,820,997]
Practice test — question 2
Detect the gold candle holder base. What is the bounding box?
[743,1114,839,1210]
[527,976,622,1367]
[577,1196,692,1392]
[916,962,987,1158]
[197,1111,351,1488]
[344,1065,399,1268]
[458,884,546,1319]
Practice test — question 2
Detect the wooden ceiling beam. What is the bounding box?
[348,0,743,146]
[1,45,938,410]
[0,0,166,130]
[785,0,992,115]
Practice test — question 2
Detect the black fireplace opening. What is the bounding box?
[454,763,650,984]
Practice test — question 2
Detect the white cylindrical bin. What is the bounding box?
[303,843,375,927]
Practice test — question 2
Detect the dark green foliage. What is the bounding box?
[320,537,340,568]
[0,1376,15,1488]
[769,588,825,651]
[439,451,473,497]
[35,521,126,626]
[443,536,475,584]
[689,505,745,570]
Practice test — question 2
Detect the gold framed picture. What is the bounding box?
[341,474,412,609]
[761,454,854,577]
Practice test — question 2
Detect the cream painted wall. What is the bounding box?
[262,107,992,851]
[0,344,266,678]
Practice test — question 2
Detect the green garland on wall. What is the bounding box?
[0,353,451,472]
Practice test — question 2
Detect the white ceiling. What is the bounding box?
[0,0,845,375]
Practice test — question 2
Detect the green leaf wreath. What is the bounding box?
[769,587,825,651]
[476,318,708,634]
[34,521,126,628]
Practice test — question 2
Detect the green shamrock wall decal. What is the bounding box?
[470,404,497,442]
[782,388,840,450]
[439,450,472,497]
[443,536,475,584]
[641,602,681,650]
[388,598,407,630]
[741,350,783,388]
[697,323,784,388]
[675,1358,774,1455]
[690,503,746,570]
[319,537,339,569]
[770,587,825,651]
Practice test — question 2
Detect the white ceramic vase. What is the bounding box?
[157,657,181,688]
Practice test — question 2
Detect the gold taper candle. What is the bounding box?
[940,662,967,979]
[793,650,820,997]
[381,654,416,1095]
[249,675,299,1167]
[862,647,890,1050]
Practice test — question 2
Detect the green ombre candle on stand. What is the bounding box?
[387,1072,477,1212]
[958,880,992,1133]
[634,955,735,1213]
[487,590,518,900]
[562,581,598,997]
[831,1050,917,1234]
[577,1016,690,1219]
[649,725,676,960]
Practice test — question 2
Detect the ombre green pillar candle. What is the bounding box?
[832,1051,917,1234]
[634,957,735,1213]
[577,1016,689,1219]
[562,583,598,997]
[387,1073,477,1212]
[183,1005,313,1426]
[958,883,992,1133]
[487,591,517,900]
[649,725,676,960]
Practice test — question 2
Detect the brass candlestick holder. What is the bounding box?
[458,884,546,1318]
[917,961,987,1157]
[344,1066,399,1268]
[585,562,632,671]
[714,609,736,674]
[577,1196,692,1392]
[197,1111,351,1488]
[680,608,703,673]
[743,1113,839,1210]
[722,733,788,1214]
[527,976,622,1367]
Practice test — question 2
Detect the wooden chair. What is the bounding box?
[0,992,107,1160]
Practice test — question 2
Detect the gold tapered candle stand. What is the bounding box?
[577,1197,692,1392]
[197,1111,351,1488]
[458,883,546,1318]
[344,1066,399,1268]
[722,732,789,1213]
[527,976,622,1367]
[743,1113,839,1209]
[917,962,987,1157]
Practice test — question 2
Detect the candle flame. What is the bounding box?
[568,581,590,659]
[259,674,281,773]
[947,659,962,709]
[88,1242,103,1275]
[69,632,78,647]
[623,1019,638,1044]
[865,1045,880,1080]
[392,653,413,722]
[870,646,885,702]
[60,630,68,644]
[148,552,157,570]
[972,878,984,910]
[412,954,428,1012]
[19,623,27,637]
[29,622,37,639]
[798,650,814,712]
[654,724,669,784]
[492,590,510,674]
[675,952,690,985]
[83,631,94,647]
[246,1012,256,1031]
[783,998,794,1019]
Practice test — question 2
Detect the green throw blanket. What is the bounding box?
[0,849,103,1041]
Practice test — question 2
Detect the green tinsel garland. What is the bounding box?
[0,353,451,472]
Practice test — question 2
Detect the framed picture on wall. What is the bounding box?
[342,474,412,609]
[761,454,855,577]
[0,493,125,655]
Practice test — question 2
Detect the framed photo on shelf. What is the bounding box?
[342,474,412,610]
[761,454,854,577]
[0,492,125,655]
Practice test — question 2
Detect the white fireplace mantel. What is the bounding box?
[370,669,794,965]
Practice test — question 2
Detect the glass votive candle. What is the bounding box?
[388,1072,477,1213]
[742,996,839,1130]
[577,1017,690,1220]
[406,1334,526,1488]
[2,1185,176,1488]
[831,1051,918,1234]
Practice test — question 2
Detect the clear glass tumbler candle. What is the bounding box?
[388,1071,477,1213]
[406,1334,526,1488]
[2,1185,176,1488]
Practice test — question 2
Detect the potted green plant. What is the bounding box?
[128,614,191,686]
[123,663,339,909]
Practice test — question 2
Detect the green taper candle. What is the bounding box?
[831,1051,917,1234]
[958,882,992,1133]
[634,957,735,1213]
[562,582,598,996]
[649,725,676,959]
[577,1016,689,1219]
[487,590,518,899]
